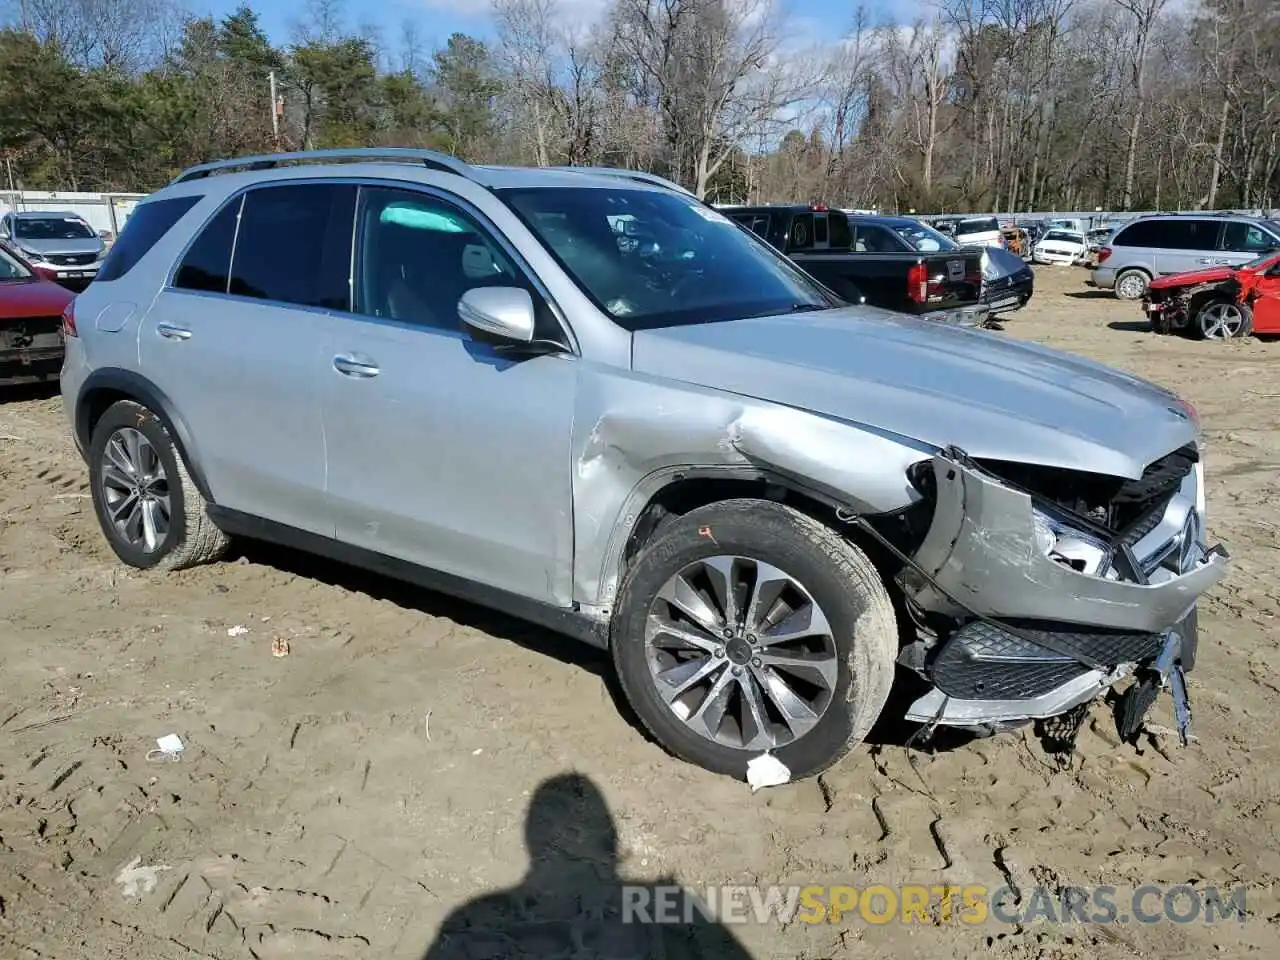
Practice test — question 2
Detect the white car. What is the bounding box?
[953,216,1005,249]
[1032,229,1089,265]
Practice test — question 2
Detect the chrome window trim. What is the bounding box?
[162,175,580,355]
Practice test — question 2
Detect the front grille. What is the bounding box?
[46,253,96,266]
[0,316,62,350]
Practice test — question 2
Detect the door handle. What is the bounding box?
[156,322,192,341]
[333,354,380,378]
[1196,258,1211,265]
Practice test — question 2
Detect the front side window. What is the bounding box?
[889,221,955,252]
[1221,221,1278,254]
[13,215,98,240]
[501,187,835,331]
[852,224,907,252]
[228,184,356,309]
[0,245,32,280]
[355,187,549,335]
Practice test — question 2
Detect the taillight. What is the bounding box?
[1097,246,1112,264]
[61,299,78,338]
[907,262,928,303]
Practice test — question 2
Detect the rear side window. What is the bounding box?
[174,198,241,293]
[228,184,356,309]
[1148,218,1219,251]
[1113,220,1158,247]
[828,214,851,249]
[741,214,771,238]
[958,218,999,235]
[96,196,200,282]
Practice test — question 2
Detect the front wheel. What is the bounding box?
[1192,299,1252,340]
[610,499,898,780]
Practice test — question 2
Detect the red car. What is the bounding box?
[0,241,75,386]
[1142,248,1280,340]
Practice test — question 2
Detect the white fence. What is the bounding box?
[0,190,148,239]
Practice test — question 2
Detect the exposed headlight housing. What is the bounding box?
[1032,508,1111,576]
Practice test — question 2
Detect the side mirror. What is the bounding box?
[458,286,535,343]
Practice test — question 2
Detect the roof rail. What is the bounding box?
[170,148,475,185]
[543,166,695,197]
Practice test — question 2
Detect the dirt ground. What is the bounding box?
[1,266,1278,960]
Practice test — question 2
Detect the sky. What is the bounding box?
[198,0,885,58]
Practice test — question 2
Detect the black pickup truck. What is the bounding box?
[723,204,986,324]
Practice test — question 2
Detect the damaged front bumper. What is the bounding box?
[898,451,1229,734]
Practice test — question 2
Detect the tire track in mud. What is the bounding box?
[0,730,440,958]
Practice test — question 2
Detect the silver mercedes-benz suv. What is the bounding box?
[60,149,1229,780]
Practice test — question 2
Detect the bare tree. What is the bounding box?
[615,0,806,198]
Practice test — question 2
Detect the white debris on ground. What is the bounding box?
[746,753,791,791]
[114,856,171,897]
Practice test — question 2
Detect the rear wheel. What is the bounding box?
[611,499,897,780]
[88,400,229,570]
[1115,269,1150,300]
[1192,299,1252,340]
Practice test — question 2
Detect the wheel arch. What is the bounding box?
[592,466,900,619]
[75,368,214,502]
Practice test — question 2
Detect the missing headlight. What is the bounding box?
[1032,508,1112,576]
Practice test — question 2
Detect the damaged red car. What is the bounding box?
[1142,249,1280,340]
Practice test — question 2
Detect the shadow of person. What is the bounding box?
[421,772,755,959]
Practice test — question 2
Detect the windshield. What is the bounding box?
[0,245,33,280]
[1043,230,1083,243]
[889,221,959,252]
[500,187,837,330]
[14,216,98,240]
[956,217,999,235]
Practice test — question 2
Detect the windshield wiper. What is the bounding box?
[786,302,828,314]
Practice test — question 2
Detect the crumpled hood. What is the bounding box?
[631,307,1197,480]
[1149,266,1235,290]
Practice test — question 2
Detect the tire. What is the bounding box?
[1114,269,1150,300]
[88,400,229,570]
[611,499,898,780]
[1191,298,1252,341]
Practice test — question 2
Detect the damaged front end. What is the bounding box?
[1143,275,1241,334]
[889,445,1229,744]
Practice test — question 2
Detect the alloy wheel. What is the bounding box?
[1117,273,1147,299]
[1200,302,1246,340]
[99,427,172,553]
[644,556,838,751]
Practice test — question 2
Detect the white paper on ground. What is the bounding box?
[746,753,791,791]
[155,733,185,755]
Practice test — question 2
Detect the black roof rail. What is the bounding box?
[170,148,475,186]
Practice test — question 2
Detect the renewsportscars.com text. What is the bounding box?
[621,884,1247,926]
